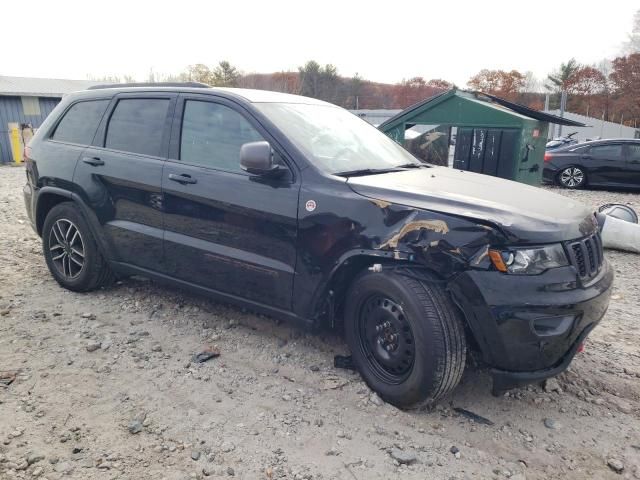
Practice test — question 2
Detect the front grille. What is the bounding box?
[566,233,603,280]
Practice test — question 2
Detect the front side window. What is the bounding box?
[626,144,640,161]
[254,103,421,175]
[180,100,264,172]
[52,100,109,145]
[105,99,170,156]
[590,144,622,158]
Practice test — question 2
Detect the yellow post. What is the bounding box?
[9,123,23,164]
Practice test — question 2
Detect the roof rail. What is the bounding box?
[87,81,210,90]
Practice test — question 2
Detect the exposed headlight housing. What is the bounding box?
[489,244,568,275]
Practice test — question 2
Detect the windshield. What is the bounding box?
[254,102,421,174]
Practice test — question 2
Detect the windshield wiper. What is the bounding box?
[334,167,404,177]
[334,163,428,177]
[396,162,428,169]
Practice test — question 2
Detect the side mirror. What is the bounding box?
[240,141,281,176]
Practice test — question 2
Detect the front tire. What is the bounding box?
[42,202,114,292]
[344,268,466,409]
[558,166,586,189]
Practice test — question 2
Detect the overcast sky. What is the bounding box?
[2,0,637,86]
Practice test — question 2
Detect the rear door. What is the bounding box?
[585,143,625,185]
[162,94,299,310]
[73,92,176,271]
[623,143,640,188]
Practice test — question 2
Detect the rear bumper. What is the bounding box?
[449,259,613,389]
[23,182,37,233]
[542,165,558,183]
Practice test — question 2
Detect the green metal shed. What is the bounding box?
[379,89,584,185]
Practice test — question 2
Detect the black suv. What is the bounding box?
[23,84,613,408]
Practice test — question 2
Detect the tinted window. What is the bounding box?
[105,99,170,156]
[627,144,640,161]
[180,101,264,171]
[591,144,622,158]
[52,100,109,145]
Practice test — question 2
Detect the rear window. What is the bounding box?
[105,99,170,156]
[591,144,622,157]
[51,100,109,145]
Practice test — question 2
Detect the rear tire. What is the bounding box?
[557,166,586,189]
[344,268,466,409]
[42,202,114,292]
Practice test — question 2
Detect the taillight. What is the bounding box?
[24,145,32,162]
[544,153,552,162]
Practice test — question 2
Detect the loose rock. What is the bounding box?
[389,448,417,465]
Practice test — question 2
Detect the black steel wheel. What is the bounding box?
[345,268,466,409]
[357,295,415,384]
[43,202,114,292]
[558,166,586,189]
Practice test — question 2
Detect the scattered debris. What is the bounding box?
[191,345,221,363]
[0,371,17,387]
[128,420,143,435]
[607,458,624,473]
[543,418,559,429]
[453,407,494,426]
[369,393,384,406]
[543,377,562,393]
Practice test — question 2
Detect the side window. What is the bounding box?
[180,100,264,172]
[51,100,109,145]
[105,99,170,156]
[590,144,622,158]
[627,144,640,161]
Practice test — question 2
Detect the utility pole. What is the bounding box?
[544,94,554,139]
[558,91,567,137]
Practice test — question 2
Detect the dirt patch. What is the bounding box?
[1,165,639,479]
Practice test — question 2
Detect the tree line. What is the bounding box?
[97,10,640,127]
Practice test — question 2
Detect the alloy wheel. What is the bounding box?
[357,295,415,384]
[48,219,85,279]
[560,167,584,188]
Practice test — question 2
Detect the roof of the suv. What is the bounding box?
[72,85,331,105]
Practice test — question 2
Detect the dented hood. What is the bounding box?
[347,167,596,244]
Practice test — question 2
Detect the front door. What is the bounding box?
[162,95,299,310]
[586,143,625,185]
[623,143,640,188]
[74,93,175,271]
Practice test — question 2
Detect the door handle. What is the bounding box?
[82,157,104,166]
[168,173,197,184]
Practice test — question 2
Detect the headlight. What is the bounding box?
[489,244,568,275]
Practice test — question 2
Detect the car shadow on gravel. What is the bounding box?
[105,275,517,411]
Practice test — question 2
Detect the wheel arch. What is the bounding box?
[35,188,73,236]
[311,250,447,330]
[35,187,115,261]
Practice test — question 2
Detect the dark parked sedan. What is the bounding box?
[543,139,640,189]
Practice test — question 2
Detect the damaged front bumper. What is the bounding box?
[449,259,613,393]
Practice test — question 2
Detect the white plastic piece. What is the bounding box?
[369,263,383,272]
[601,215,640,254]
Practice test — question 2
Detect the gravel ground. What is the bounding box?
[1,164,639,480]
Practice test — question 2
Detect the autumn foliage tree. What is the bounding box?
[467,69,525,101]
[609,53,640,123]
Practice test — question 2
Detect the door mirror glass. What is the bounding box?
[240,141,281,176]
